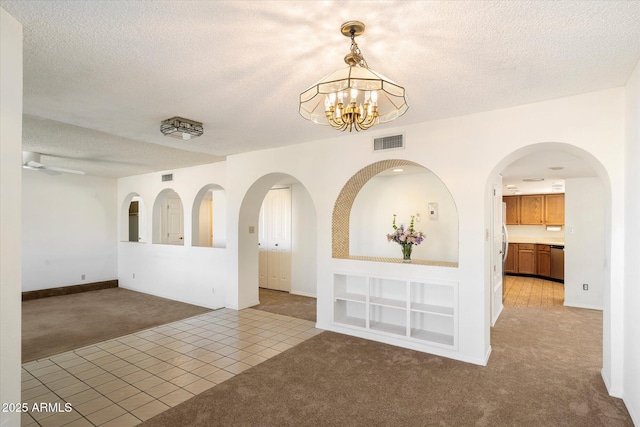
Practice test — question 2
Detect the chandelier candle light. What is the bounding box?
[299,21,408,132]
[387,214,425,262]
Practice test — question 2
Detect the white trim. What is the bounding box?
[290,290,317,298]
[564,302,603,311]
[601,368,623,398]
[118,284,223,311]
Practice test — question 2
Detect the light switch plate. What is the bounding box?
[428,202,438,220]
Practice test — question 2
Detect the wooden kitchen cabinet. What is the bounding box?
[517,243,537,274]
[536,245,551,277]
[545,194,565,225]
[504,243,518,273]
[503,196,520,225]
[503,193,564,226]
[520,195,545,225]
[506,242,561,281]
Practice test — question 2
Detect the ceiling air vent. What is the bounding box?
[161,173,173,182]
[373,134,404,152]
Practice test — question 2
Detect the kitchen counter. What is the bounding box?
[508,237,565,246]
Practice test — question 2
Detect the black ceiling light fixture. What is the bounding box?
[160,117,203,140]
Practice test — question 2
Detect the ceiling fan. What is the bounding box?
[22,151,85,175]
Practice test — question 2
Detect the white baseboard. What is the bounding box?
[234,300,260,310]
[600,368,623,398]
[564,302,603,311]
[118,284,224,311]
[290,290,317,298]
[624,394,639,427]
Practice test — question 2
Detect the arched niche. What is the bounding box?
[120,192,147,243]
[192,184,227,248]
[152,188,184,245]
[333,160,459,266]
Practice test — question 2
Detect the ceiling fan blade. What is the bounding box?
[26,160,45,168]
[22,151,84,175]
[44,166,85,175]
[38,168,61,176]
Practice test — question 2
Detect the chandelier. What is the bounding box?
[160,117,203,140]
[299,21,408,132]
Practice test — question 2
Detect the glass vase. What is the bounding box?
[402,244,412,263]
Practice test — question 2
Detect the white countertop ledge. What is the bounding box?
[509,237,565,245]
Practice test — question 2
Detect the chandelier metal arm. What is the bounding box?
[325,100,379,132]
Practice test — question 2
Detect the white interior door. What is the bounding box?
[165,192,184,245]
[259,187,291,291]
[491,176,504,325]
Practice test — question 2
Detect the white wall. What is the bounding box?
[349,171,458,263]
[291,182,317,297]
[228,87,626,369]
[0,7,22,426]
[22,171,118,291]
[564,178,605,309]
[113,87,628,390]
[623,58,640,425]
[117,162,229,309]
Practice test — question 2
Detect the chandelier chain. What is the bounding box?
[349,31,368,68]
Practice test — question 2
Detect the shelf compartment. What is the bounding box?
[370,321,407,337]
[410,281,455,309]
[370,304,406,337]
[335,314,366,329]
[335,292,366,303]
[410,311,454,346]
[334,299,366,328]
[410,329,454,346]
[370,296,405,309]
[370,277,406,305]
[334,274,367,301]
[410,302,454,316]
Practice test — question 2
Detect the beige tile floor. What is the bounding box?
[20,308,321,427]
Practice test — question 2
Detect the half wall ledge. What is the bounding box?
[343,255,458,268]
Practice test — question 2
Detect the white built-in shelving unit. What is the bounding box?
[333,273,458,349]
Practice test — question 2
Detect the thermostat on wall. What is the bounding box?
[428,202,438,220]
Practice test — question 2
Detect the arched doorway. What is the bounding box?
[237,173,318,309]
[192,184,227,248]
[486,142,611,369]
[152,189,185,245]
[120,192,147,243]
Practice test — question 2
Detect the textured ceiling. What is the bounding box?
[2,0,640,178]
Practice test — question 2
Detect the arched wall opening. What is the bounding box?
[485,141,612,375]
[333,159,459,266]
[119,192,147,243]
[152,188,185,245]
[237,173,317,308]
[192,184,227,248]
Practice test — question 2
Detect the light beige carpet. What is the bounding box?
[22,288,211,362]
[252,288,316,322]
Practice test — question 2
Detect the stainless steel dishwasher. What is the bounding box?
[550,245,565,281]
